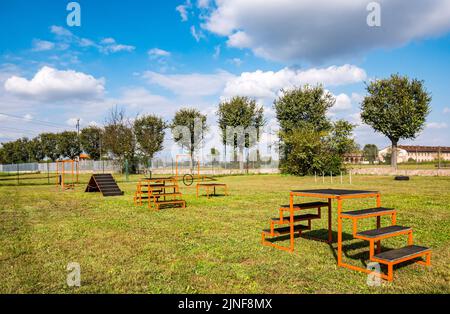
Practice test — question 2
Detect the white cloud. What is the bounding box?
[176,0,192,22]
[66,118,82,127]
[201,0,450,62]
[100,38,116,45]
[4,66,105,101]
[148,48,171,59]
[222,65,366,99]
[49,26,134,54]
[197,0,210,9]
[228,58,243,67]
[50,25,73,37]
[213,45,221,59]
[190,25,204,42]
[443,107,450,114]
[32,39,55,52]
[427,122,448,129]
[332,93,352,112]
[143,70,234,97]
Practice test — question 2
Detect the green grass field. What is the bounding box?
[0,173,449,294]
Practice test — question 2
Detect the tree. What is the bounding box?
[80,126,103,160]
[57,131,81,159]
[102,106,136,171]
[134,114,166,167]
[217,96,265,169]
[40,133,60,161]
[280,121,356,176]
[27,137,45,162]
[171,108,207,166]
[274,85,334,134]
[363,144,379,164]
[361,74,431,168]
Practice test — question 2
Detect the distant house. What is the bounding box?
[378,146,450,163]
[344,153,366,164]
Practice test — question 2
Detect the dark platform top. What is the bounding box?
[373,245,430,262]
[197,183,227,186]
[290,189,378,197]
[356,225,411,238]
[341,207,395,217]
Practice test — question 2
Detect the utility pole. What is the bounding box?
[76,118,80,135]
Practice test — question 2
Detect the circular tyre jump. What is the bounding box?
[183,174,194,186]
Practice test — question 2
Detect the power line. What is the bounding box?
[0,112,68,129]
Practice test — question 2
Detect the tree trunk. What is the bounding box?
[391,140,398,169]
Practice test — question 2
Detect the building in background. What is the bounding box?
[378,146,450,163]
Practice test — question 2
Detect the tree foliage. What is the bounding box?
[134,114,166,166]
[80,126,103,160]
[102,106,135,167]
[363,144,379,164]
[361,74,431,167]
[274,85,334,134]
[217,96,265,165]
[171,108,207,159]
[274,85,356,175]
[57,131,81,160]
[40,133,60,161]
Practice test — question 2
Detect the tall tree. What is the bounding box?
[102,106,135,169]
[40,133,60,161]
[171,108,207,166]
[274,85,334,134]
[363,144,379,164]
[217,96,265,169]
[57,131,82,159]
[361,74,431,168]
[80,126,103,160]
[134,114,166,167]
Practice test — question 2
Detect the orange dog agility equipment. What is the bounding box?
[261,188,431,282]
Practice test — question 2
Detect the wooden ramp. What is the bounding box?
[85,174,124,197]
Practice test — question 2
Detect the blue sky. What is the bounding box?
[0,0,449,157]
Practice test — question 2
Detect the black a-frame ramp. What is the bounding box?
[85,174,124,197]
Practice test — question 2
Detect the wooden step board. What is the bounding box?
[341,207,396,218]
[373,245,431,263]
[271,214,320,223]
[356,225,411,241]
[85,174,124,197]
[263,224,309,236]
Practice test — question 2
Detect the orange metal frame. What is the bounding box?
[261,202,331,252]
[196,183,229,199]
[134,177,185,210]
[55,159,79,191]
[287,191,431,281]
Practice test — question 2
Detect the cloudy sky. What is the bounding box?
[0,0,450,158]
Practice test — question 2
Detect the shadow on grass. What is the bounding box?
[264,228,427,272]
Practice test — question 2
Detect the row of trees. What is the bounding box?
[0,74,432,173]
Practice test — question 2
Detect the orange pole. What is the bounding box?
[337,197,343,266]
[289,192,294,252]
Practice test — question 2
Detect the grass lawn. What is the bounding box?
[0,173,449,294]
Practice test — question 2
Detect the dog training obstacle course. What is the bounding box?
[261,188,431,282]
[134,177,186,210]
[85,174,124,197]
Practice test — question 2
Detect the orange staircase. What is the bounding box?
[134,177,186,210]
[341,207,431,281]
